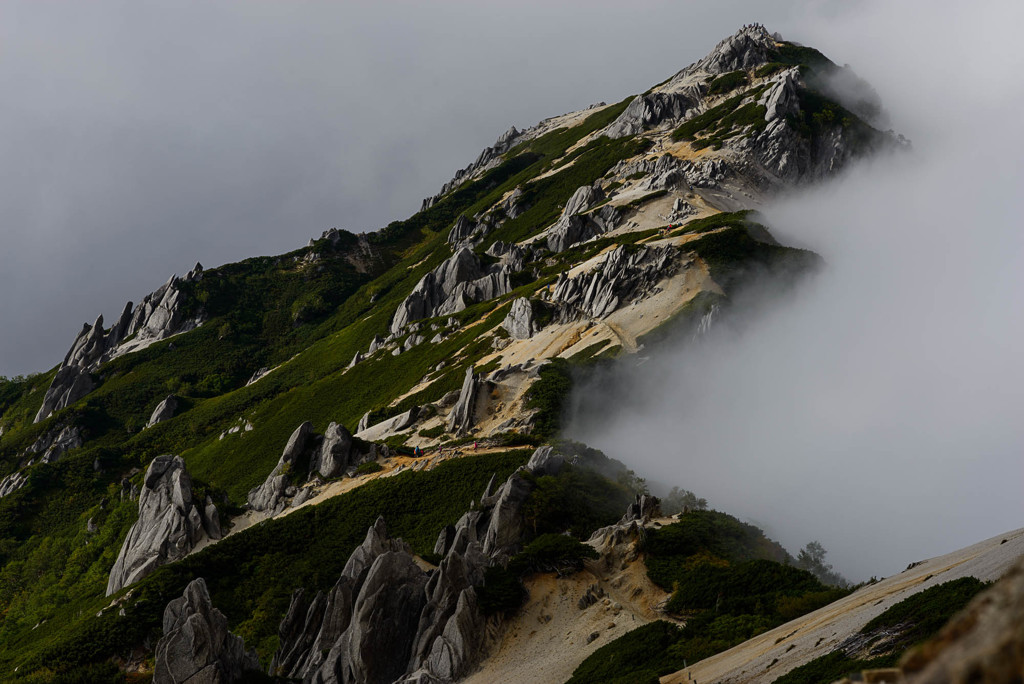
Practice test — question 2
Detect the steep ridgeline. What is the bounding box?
[0,26,927,684]
[34,264,205,424]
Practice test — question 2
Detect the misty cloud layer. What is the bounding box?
[568,1,1024,580]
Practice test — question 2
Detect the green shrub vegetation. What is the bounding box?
[524,358,574,440]
[521,465,636,540]
[707,70,749,95]
[508,533,599,575]
[354,461,384,475]
[570,512,849,683]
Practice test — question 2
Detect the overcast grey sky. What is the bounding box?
[0,0,830,376]
[566,1,1024,580]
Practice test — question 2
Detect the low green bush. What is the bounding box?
[508,533,598,575]
[707,70,749,95]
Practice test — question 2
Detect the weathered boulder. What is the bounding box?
[526,445,565,476]
[390,248,511,334]
[311,422,358,479]
[501,297,537,340]
[445,367,480,435]
[619,494,661,524]
[543,185,621,253]
[563,184,603,217]
[319,551,429,684]
[107,455,220,595]
[0,471,27,498]
[674,24,776,80]
[154,578,259,684]
[30,424,83,464]
[606,90,700,138]
[247,422,316,514]
[446,215,493,249]
[481,473,534,561]
[759,67,801,122]
[357,407,421,442]
[147,395,179,428]
[549,244,679,320]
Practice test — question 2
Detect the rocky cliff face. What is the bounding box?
[547,244,681,321]
[390,248,512,334]
[0,424,82,499]
[34,264,204,423]
[154,577,259,684]
[270,447,563,683]
[421,126,524,212]
[248,421,380,513]
[107,455,220,595]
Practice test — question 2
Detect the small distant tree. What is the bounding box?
[661,487,708,515]
[616,469,649,496]
[796,541,849,588]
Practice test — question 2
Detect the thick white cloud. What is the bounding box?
[567,0,1024,580]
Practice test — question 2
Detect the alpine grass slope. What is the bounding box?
[0,25,1015,684]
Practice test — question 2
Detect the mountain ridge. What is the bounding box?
[0,25,1009,684]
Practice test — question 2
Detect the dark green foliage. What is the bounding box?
[567,620,684,684]
[755,62,788,78]
[669,210,752,236]
[672,95,744,141]
[707,70,749,95]
[660,487,707,515]
[664,559,827,614]
[524,358,573,439]
[417,425,446,439]
[771,650,898,684]
[862,577,989,644]
[354,461,383,475]
[475,565,525,615]
[796,541,848,588]
[625,190,669,209]
[481,135,652,249]
[576,512,848,682]
[771,42,837,73]
[788,86,882,155]
[644,511,791,590]
[521,466,635,540]
[567,340,612,364]
[508,533,598,575]
[684,224,821,292]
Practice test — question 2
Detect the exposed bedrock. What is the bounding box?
[35,264,204,423]
[548,244,679,321]
[248,421,380,513]
[107,455,220,596]
[154,577,260,684]
[272,446,560,683]
[390,248,511,334]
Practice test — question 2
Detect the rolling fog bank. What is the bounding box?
[567,1,1024,581]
